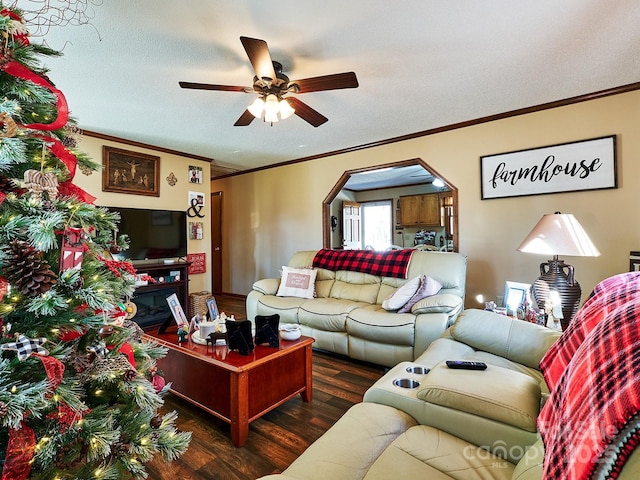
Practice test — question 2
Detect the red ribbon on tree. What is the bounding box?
[107,342,136,368]
[30,134,96,204]
[0,17,96,204]
[1,61,69,131]
[1,421,36,480]
[1,356,64,480]
[36,354,65,390]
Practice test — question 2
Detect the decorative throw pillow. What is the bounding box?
[398,275,442,313]
[276,266,317,299]
[381,276,421,311]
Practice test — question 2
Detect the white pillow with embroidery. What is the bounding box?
[276,266,317,299]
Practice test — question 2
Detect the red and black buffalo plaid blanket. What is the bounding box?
[538,272,640,480]
[312,248,414,279]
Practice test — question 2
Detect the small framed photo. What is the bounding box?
[503,281,531,316]
[102,146,160,197]
[189,165,203,184]
[189,221,203,240]
[166,293,188,327]
[206,297,219,320]
[188,191,205,207]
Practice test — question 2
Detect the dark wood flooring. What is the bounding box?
[146,294,387,480]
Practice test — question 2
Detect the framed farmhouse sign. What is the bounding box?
[480,135,617,200]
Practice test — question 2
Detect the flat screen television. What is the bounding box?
[108,207,187,262]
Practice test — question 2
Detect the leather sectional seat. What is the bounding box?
[258,272,640,479]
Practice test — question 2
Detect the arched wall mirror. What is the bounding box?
[322,158,458,252]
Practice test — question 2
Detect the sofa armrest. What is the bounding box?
[417,362,541,432]
[450,309,561,369]
[413,313,451,358]
[410,293,462,315]
[252,278,281,295]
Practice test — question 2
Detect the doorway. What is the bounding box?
[210,191,222,294]
[322,158,458,252]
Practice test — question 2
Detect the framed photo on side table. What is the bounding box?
[206,297,219,320]
[503,281,531,316]
[166,293,188,327]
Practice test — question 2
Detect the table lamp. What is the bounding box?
[517,212,600,330]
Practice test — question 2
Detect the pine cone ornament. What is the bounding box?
[68,349,93,373]
[0,43,13,68]
[150,415,162,429]
[3,240,58,297]
[0,174,24,195]
[0,400,7,418]
[122,368,138,383]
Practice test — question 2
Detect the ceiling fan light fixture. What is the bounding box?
[279,98,295,119]
[247,97,265,118]
[264,94,280,123]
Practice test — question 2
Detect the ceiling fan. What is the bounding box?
[179,36,359,127]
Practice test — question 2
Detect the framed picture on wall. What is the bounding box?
[102,146,160,196]
[189,165,203,184]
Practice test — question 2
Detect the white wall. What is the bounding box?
[212,89,640,309]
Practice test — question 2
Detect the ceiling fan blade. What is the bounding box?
[179,81,248,92]
[287,97,328,127]
[240,36,277,81]
[234,109,255,126]
[291,72,358,93]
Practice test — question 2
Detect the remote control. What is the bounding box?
[446,360,487,370]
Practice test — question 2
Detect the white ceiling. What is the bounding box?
[15,0,640,177]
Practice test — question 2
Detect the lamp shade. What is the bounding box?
[517,212,600,257]
[517,212,599,330]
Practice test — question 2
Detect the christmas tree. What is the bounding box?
[0,5,191,479]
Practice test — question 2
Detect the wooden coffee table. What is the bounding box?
[143,327,314,447]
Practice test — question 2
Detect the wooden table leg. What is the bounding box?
[230,371,249,447]
[300,343,313,403]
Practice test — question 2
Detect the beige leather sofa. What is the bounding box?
[258,308,640,479]
[246,250,467,367]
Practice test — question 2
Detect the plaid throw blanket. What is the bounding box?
[312,248,414,279]
[538,272,640,480]
[540,272,640,386]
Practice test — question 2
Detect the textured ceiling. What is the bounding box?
[15,0,640,177]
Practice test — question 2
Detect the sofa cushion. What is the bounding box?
[276,266,317,298]
[366,425,514,480]
[347,305,415,345]
[418,363,541,432]
[330,270,381,304]
[405,251,467,299]
[298,298,364,332]
[450,309,561,370]
[381,275,421,311]
[397,275,442,313]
